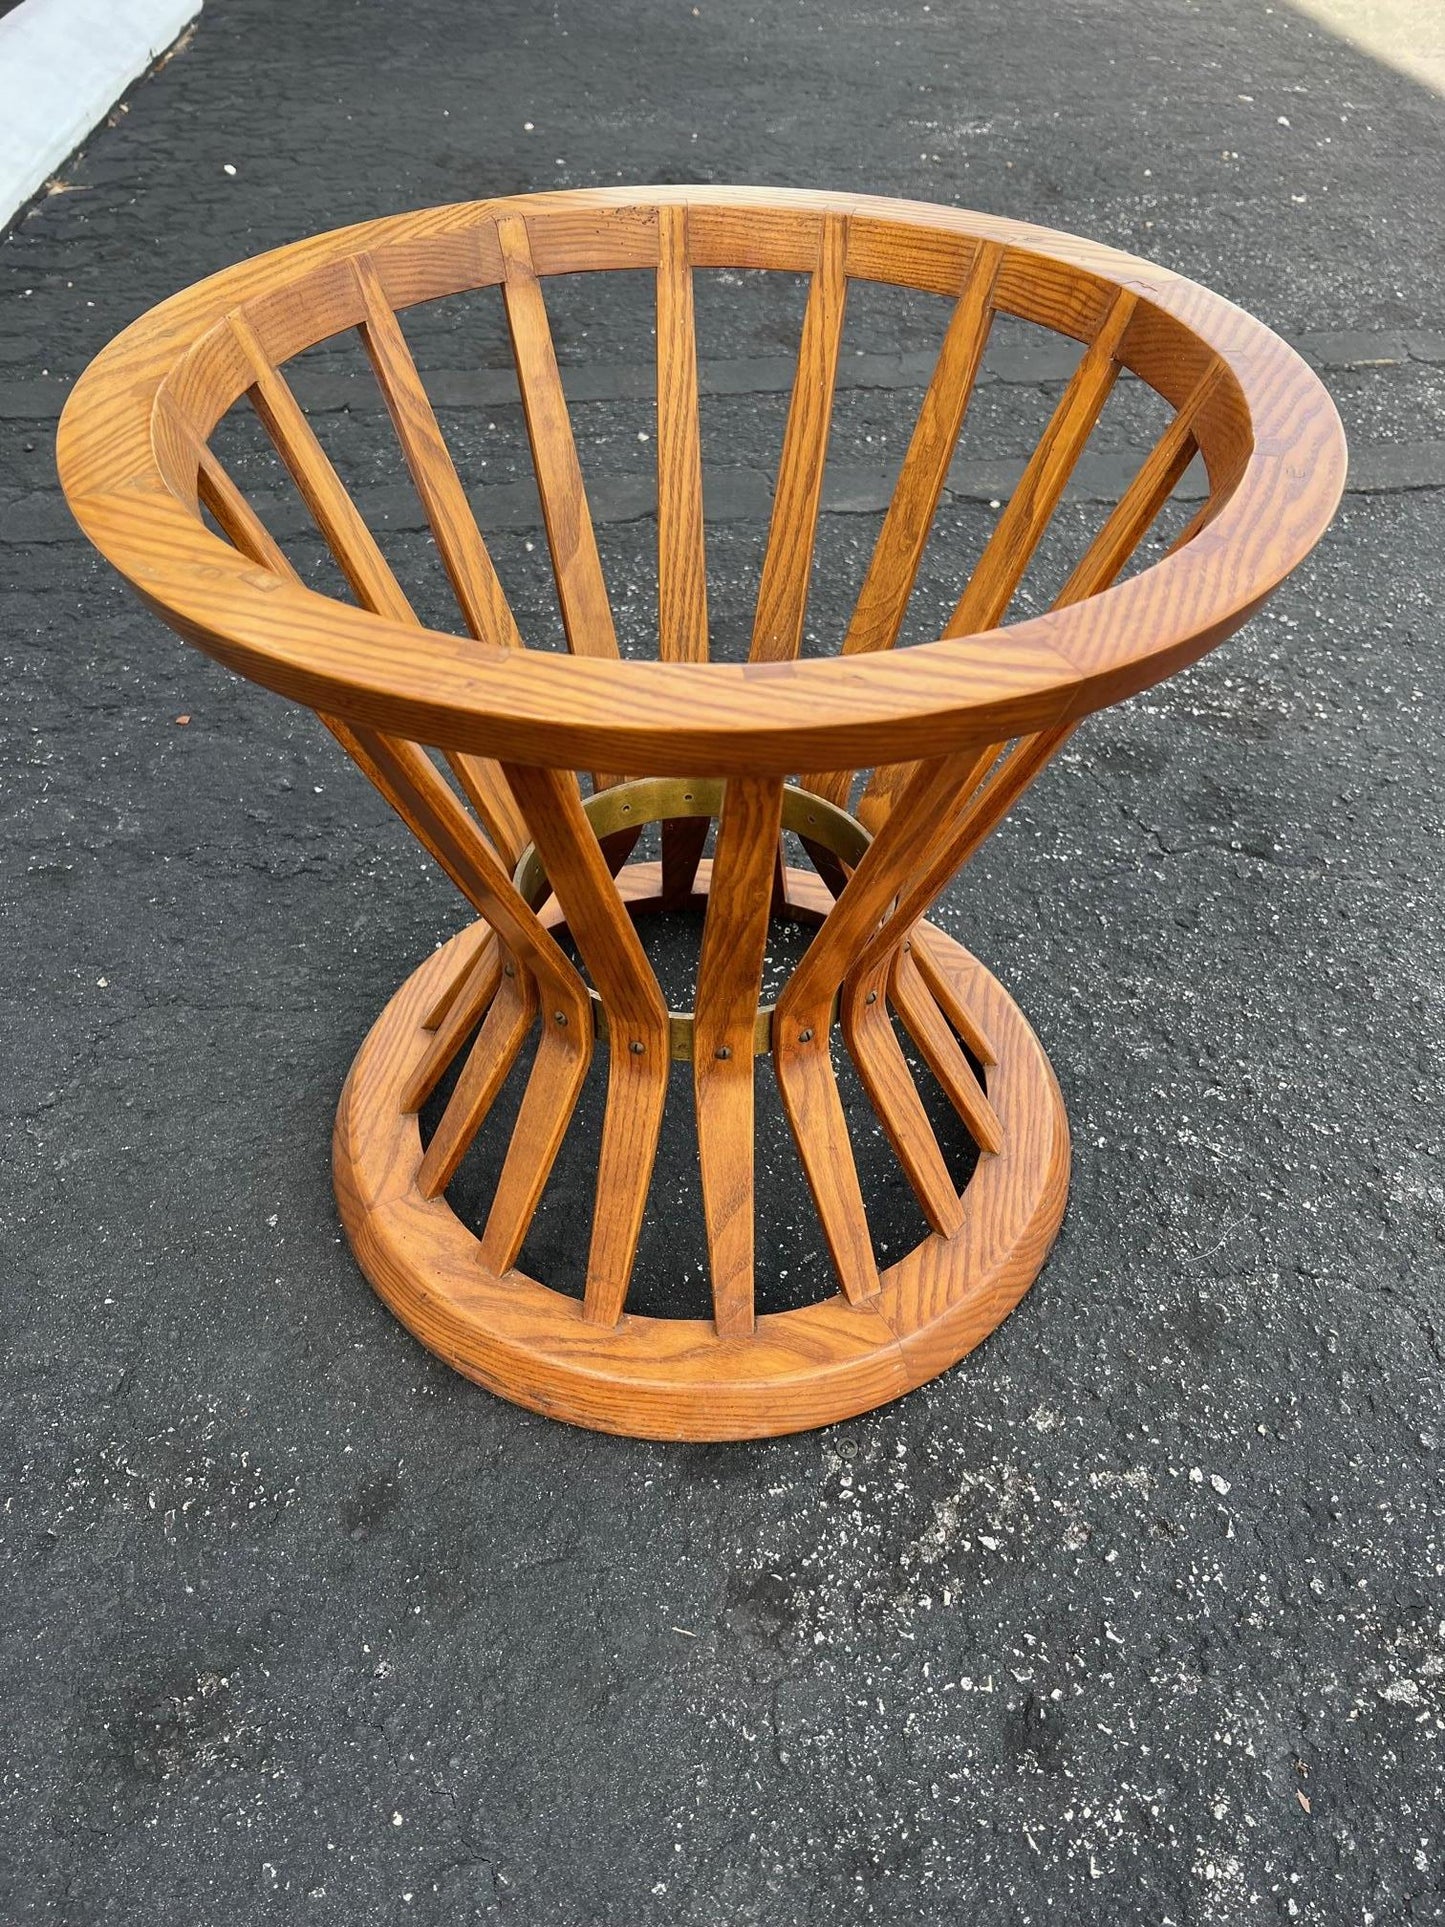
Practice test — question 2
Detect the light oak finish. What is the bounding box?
[59,189,1345,1438]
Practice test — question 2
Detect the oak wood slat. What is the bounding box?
[504,763,671,1325]
[229,309,417,622]
[339,728,595,1254]
[497,215,620,664]
[228,313,530,862]
[750,213,849,664]
[888,944,1003,1157]
[1054,364,1222,608]
[417,967,538,1198]
[402,932,503,1113]
[840,951,965,1235]
[352,252,523,651]
[693,777,786,1336]
[655,205,709,664]
[947,287,1138,637]
[911,923,997,1067]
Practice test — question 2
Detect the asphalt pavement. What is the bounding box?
[2,2,1443,1921]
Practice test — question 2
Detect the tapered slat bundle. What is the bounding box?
[655,206,709,664]
[889,945,1002,1158]
[403,934,503,1112]
[230,312,528,862]
[750,214,849,664]
[803,242,1001,809]
[417,967,537,1198]
[773,750,993,1301]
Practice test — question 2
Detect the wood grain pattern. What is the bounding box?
[504,763,671,1325]
[693,777,786,1336]
[417,966,537,1198]
[750,213,848,664]
[497,215,620,665]
[655,205,709,664]
[351,251,521,651]
[946,287,1137,637]
[402,930,502,1112]
[59,187,1345,1439]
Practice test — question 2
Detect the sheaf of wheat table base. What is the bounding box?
[57,187,1345,1440]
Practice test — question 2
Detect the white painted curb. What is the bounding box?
[0,0,201,232]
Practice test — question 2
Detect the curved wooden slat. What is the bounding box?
[750,213,849,664]
[693,777,786,1336]
[478,1019,593,1273]
[841,954,964,1234]
[802,242,1001,809]
[219,323,527,862]
[189,427,303,584]
[497,215,620,663]
[656,205,709,663]
[772,1022,879,1304]
[504,763,671,1325]
[844,240,1003,660]
[911,924,997,1067]
[854,728,1072,979]
[889,944,1002,1156]
[229,310,417,623]
[1054,364,1222,608]
[352,252,523,651]
[946,287,1138,637]
[417,966,538,1198]
[854,288,1137,829]
[331,725,583,1004]
[403,932,503,1112]
[773,751,983,1300]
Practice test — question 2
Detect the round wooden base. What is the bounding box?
[334,889,1070,1440]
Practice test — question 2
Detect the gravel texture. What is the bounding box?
[2,2,1443,1922]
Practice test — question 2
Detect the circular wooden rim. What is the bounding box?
[57,186,1346,777]
[334,910,1070,1439]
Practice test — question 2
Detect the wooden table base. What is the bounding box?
[58,188,1343,1442]
[334,859,1069,1441]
